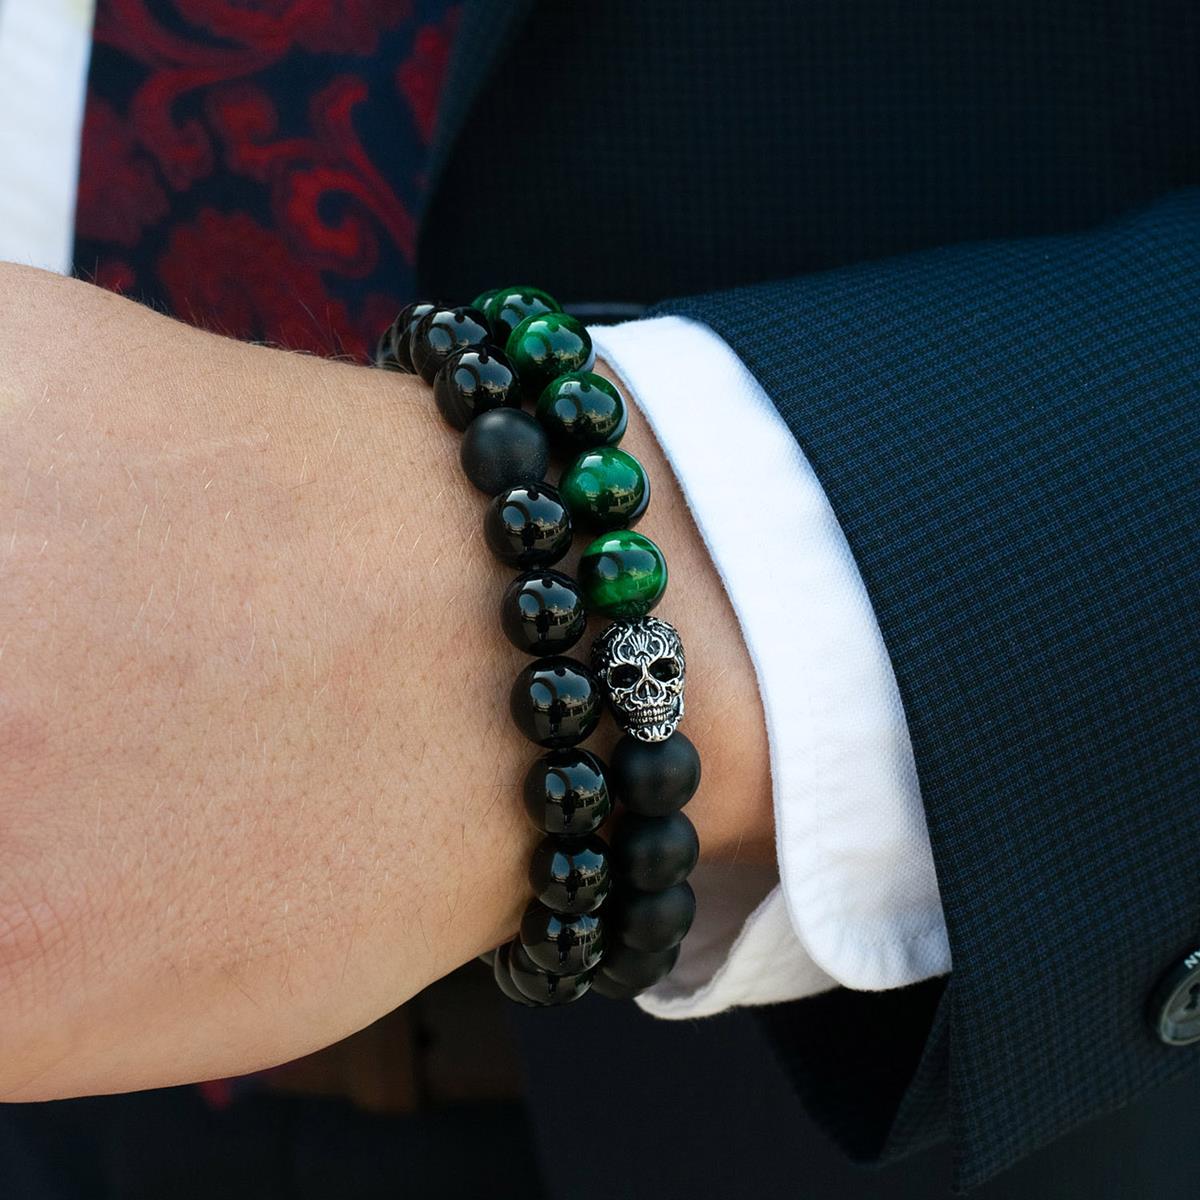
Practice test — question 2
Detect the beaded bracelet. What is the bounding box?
[375,288,701,1005]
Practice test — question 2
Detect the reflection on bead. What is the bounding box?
[560,446,650,531]
[536,372,627,450]
[609,731,701,815]
[509,941,595,1005]
[506,312,594,396]
[501,570,587,655]
[520,902,605,973]
[529,834,611,913]
[601,941,680,989]
[510,656,602,748]
[610,881,696,952]
[433,344,519,430]
[578,530,668,617]
[484,286,561,346]
[484,483,573,568]
[411,305,490,384]
[378,300,437,372]
[523,748,612,836]
[460,408,550,494]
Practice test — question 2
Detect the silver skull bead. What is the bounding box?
[591,615,686,743]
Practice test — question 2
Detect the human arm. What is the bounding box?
[0,261,772,1100]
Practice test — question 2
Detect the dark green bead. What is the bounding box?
[484,285,561,345]
[536,371,627,450]
[560,447,650,531]
[578,530,668,617]
[470,286,506,313]
[506,312,594,396]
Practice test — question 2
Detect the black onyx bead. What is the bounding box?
[520,902,605,974]
[610,731,702,816]
[501,569,587,655]
[410,305,490,384]
[460,408,550,494]
[433,344,519,431]
[535,372,628,450]
[509,941,595,1006]
[601,942,681,990]
[589,971,645,1001]
[484,484,572,569]
[529,834,611,913]
[523,748,612,836]
[510,656,602,748]
[493,942,536,1006]
[610,881,696,953]
[379,300,437,372]
[483,286,561,345]
[611,812,699,891]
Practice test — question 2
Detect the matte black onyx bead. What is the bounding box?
[509,942,594,1006]
[483,483,573,569]
[529,834,611,913]
[501,569,587,655]
[610,881,696,952]
[378,300,437,372]
[589,971,645,1001]
[483,285,561,346]
[610,731,702,816]
[536,371,627,450]
[601,941,680,990]
[493,942,537,1006]
[611,812,699,891]
[460,408,550,494]
[433,344,519,430]
[523,748,612,836]
[510,656,602,748]
[410,305,490,384]
[520,902,605,974]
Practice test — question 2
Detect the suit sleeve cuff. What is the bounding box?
[589,316,950,1019]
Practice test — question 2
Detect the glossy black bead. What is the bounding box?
[433,344,519,431]
[529,834,611,913]
[460,408,550,494]
[601,941,681,990]
[510,656,602,748]
[509,941,594,1006]
[381,300,438,373]
[410,305,490,384]
[610,881,696,952]
[501,569,587,655]
[483,483,573,569]
[610,731,702,816]
[611,812,699,891]
[520,902,606,973]
[493,941,537,1006]
[523,748,612,836]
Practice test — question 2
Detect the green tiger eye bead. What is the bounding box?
[560,447,650,532]
[484,285,561,345]
[506,312,594,397]
[470,286,506,313]
[536,371,627,449]
[578,530,668,617]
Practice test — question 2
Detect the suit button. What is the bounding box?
[1151,946,1200,1046]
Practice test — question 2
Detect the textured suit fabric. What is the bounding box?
[417,3,1200,1190]
[662,192,1200,1189]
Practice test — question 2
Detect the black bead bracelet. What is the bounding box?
[376,287,701,1006]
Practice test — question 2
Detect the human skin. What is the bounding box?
[0,263,772,1101]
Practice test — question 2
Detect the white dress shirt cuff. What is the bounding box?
[589,316,950,1020]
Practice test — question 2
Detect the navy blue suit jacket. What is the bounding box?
[418,2,1200,1190]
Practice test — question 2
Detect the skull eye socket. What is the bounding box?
[610,664,640,690]
[649,656,681,682]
